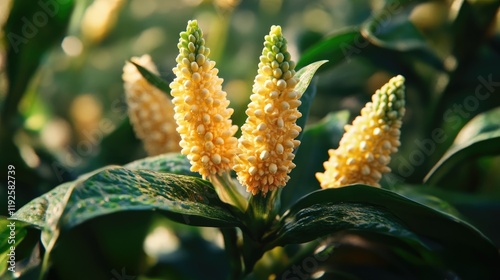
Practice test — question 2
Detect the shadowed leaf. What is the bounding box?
[297,28,360,71]
[425,107,500,185]
[268,185,500,279]
[361,3,428,51]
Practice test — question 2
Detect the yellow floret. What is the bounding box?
[169,20,238,178]
[234,25,302,195]
[123,54,181,156]
[316,75,406,188]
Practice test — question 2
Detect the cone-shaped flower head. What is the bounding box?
[316,75,406,188]
[123,54,181,155]
[234,25,302,195]
[170,20,238,178]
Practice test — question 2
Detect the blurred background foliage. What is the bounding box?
[1,0,500,279]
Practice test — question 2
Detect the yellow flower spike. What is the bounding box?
[235,25,302,196]
[123,54,181,156]
[316,75,406,188]
[169,20,238,179]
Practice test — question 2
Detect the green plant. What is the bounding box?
[2,1,500,280]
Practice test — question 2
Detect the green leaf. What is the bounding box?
[360,4,428,51]
[268,185,500,279]
[270,195,422,248]
[275,232,446,280]
[66,168,238,228]
[11,181,74,231]
[385,184,463,218]
[281,111,350,212]
[387,184,500,246]
[13,153,198,231]
[124,152,197,176]
[296,28,360,71]
[11,160,241,275]
[423,0,500,157]
[424,107,500,185]
[2,0,74,126]
[449,0,500,69]
[12,166,240,278]
[13,167,239,233]
[130,60,171,94]
[399,186,500,246]
[295,61,329,97]
[294,60,328,143]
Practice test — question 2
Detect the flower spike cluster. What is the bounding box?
[234,25,302,195]
[123,54,181,155]
[316,75,406,188]
[169,20,238,179]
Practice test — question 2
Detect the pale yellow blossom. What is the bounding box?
[169,20,238,178]
[316,75,406,188]
[234,25,302,195]
[123,54,181,156]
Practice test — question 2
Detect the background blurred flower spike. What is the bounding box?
[316,75,406,188]
[123,54,181,156]
[169,20,238,179]
[234,25,302,196]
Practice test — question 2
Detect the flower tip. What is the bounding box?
[372,74,406,124]
[270,25,282,35]
[187,19,199,29]
[394,74,405,83]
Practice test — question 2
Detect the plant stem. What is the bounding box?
[210,172,248,212]
[241,232,265,275]
[220,227,243,280]
[246,188,282,238]
[238,189,283,274]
